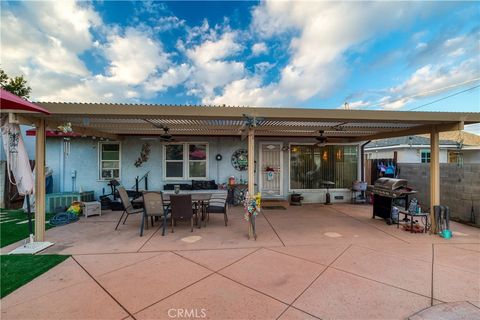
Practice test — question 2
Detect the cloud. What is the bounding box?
[407,26,479,68]
[154,16,186,32]
[379,58,480,109]
[103,28,170,85]
[1,0,191,102]
[251,42,268,56]
[185,31,245,97]
[209,1,424,106]
[144,63,192,93]
[0,0,99,100]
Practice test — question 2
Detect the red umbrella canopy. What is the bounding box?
[0,89,50,114]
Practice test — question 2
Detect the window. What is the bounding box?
[164,143,208,179]
[448,151,463,164]
[189,144,207,178]
[99,142,121,180]
[165,144,185,179]
[420,150,431,163]
[290,145,358,189]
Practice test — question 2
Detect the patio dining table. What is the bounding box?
[133,191,213,228]
[164,192,213,228]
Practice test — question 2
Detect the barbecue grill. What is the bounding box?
[372,178,417,224]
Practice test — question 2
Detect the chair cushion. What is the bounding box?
[207,205,225,213]
[163,183,192,190]
[192,180,217,190]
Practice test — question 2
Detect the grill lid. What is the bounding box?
[374,178,407,191]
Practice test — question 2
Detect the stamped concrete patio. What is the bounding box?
[1,204,479,319]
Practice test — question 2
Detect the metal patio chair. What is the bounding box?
[206,193,228,226]
[115,186,143,230]
[170,194,197,233]
[141,191,170,236]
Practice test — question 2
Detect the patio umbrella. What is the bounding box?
[1,116,35,241]
[1,89,49,244]
[0,88,50,114]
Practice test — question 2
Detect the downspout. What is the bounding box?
[360,140,371,182]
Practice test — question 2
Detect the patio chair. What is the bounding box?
[206,193,228,226]
[141,191,170,237]
[169,194,197,233]
[115,187,143,230]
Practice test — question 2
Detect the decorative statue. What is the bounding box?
[134,143,151,167]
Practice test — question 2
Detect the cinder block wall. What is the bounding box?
[397,163,480,226]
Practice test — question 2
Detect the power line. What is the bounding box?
[357,77,480,110]
[407,84,480,111]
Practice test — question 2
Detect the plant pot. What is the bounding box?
[290,193,303,206]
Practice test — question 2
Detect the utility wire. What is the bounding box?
[357,77,480,110]
[407,84,480,111]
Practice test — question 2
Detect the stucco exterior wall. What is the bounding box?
[366,147,450,163]
[462,150,480,163]
[44,136,361,203]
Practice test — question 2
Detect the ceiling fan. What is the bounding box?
[313,130,352,145]
[143,119,175,142]
[314,130,328,146]
[159,126,174,142]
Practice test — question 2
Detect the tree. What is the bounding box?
[0,68,31,99]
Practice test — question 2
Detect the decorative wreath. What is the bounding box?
[231,149,248,171]
[134,143,151,167]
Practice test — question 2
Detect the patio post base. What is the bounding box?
[9,241,54,254]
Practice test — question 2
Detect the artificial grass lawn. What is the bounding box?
[0,254,70,298]
[0,209,55,248]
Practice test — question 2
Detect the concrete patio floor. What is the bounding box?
[1,203,479,319]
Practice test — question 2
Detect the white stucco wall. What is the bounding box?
[366,147,449,163]
[462,149,480,163]
[44,136,362,203]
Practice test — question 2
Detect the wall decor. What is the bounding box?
[134,143,151,167]
[231,148,248,171]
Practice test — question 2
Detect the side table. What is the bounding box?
[83,201,102,218]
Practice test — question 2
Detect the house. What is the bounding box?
[25,125,362,204]
[365,131,480,164]
[2,101,479,241]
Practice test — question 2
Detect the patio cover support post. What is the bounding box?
[248,129,255,196]
[35,119,46,241]
[429,127,440,234]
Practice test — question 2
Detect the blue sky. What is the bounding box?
[1,1,479,127]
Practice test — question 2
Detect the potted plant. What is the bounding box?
[289,191,304,206]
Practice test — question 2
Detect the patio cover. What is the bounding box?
[14,102,479,140]
[1,101,479,241]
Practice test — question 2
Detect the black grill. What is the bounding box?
[372,178,417,224]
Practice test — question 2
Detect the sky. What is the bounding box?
[1,1,479,132]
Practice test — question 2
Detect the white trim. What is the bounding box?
[98,141,121,181]
[287,142,360,192]
[259,142,284,197]
[163,142,209,180]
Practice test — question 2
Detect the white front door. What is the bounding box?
[259,142,283,197]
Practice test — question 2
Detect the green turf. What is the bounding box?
[0,254,70,298]
[0,209,55,248]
